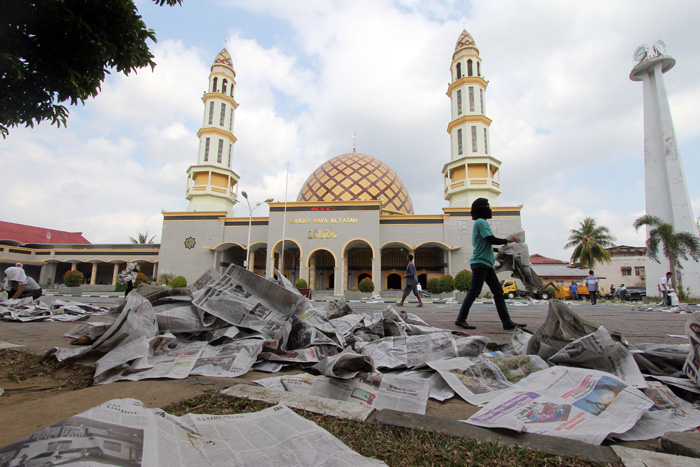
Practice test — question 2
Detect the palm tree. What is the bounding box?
[633,215,700,293]
[129,231,157,244]
[564,217,616,270]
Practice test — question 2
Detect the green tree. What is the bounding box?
[439,274,455,294]
[564,217,616,269]
[633,215,700,293]
[358,278,375,293]
[130,231,157,244]
[171,275,187,288]
[427,278,442,295]
[1,0,182,138]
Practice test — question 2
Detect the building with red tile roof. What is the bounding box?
[0,220,90,245]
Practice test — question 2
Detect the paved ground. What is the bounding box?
[1,294,698,463]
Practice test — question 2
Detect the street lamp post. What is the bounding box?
[237,191,273,269]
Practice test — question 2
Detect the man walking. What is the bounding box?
[569,282,579,301]
[397,254,423,307]
[585,271,599,305]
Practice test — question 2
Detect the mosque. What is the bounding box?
[158,29,524,294]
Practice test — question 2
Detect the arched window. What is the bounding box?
[467,60,473,76]
[212,77,218,93]
[456,62,462,79]
[477,62,481,76]
[222,79,228,94]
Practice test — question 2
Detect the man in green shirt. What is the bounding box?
[455,198,527,331]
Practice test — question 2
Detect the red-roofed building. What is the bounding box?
[529,254,567,265]
[0,221,90,245]
[528,253,590,287]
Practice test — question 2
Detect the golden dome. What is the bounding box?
[213,48,234,70]
[297,153,414,214]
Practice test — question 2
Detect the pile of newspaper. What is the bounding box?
[46,265,700,446]
[0,297,110,322]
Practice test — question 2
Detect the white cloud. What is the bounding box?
[2,0,699,263]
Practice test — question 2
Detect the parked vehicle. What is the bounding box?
[501,280,554,300]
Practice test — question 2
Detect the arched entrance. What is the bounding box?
[271,240,301,283]
[380,242,412,291]
[308,249,336,291]
[342,239,374,292]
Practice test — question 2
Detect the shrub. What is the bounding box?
[358,278,375,293]
[134,272,149,287]
[158,273,175,286]
[114,282,127,292]
[63,270,84,287]
[295,278,308,290]
[171,275,187,288]
[439,274,455,293]
[455,269,472,292]
[427,278,442,294]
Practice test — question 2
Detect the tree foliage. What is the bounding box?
[294,278,308,290]
[427,278,442,295]
[439,274,455,293]
[171,275,187,288]
[633,215,700,291]
[0,0,182,138]
[564,217,616,269]
[130,231,157,244]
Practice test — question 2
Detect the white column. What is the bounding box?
[90,263,98,285]
[112,264,119,285]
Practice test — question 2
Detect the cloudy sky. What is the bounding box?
[2,0,699,261]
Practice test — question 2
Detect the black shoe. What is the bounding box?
[503,322,527,330]
[455,320,476,330]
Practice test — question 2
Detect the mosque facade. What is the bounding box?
[158,30,524,294]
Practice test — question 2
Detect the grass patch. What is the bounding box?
[164,392,608,467]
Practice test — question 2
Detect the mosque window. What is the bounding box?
[229,108,234,131]
[477,62,481,76]
[204,137,210,161]
[220,103,226,126]
[212,77,218,92]
[228,143,232,167]
[484,128,488,154]
[471,126,477,152]
[208,102,214,124]
[469,87,475,112]
[480,89,484,113]
[457,129,463,155]
[456,62,462,79]
[222,79,228,94]
[457,90,462,115]
[467,59,473,76]
[217,139,223,163]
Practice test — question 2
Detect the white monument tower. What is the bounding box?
[630,40,700,297]
[443,29,502,208]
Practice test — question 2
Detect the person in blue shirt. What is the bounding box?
[569,283,579,300]
[455,198,527,331]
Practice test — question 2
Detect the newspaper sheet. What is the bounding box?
[0,398,386,467]
[95,334,207,384]
[467,366,654,445]
[308,372,431,415]
[188,266,221,292]
[428,354,550,406]
[647,375,700,395]
[191,265,302,347]
[355,331,459,370]
[682,313,700,387]
[613,381,700,441]
[454,335,490,357]
[629,342,689,378]
[312,348,375,378]
[153,299,225,333]
[548,326,647,388]
[526,299,602,360]
[260,346,330,365]
[55,291,158,362]
[64,322,112,341]
[190,339,264,377]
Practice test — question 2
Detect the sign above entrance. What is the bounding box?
[289,217,358,224]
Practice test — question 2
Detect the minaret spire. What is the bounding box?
[442,29,502,208]
[185,48,240,214]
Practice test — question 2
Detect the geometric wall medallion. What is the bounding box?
[184,237,196,249]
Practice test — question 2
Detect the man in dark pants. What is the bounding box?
[4,265,42,300]
[455,198,527,331]
[397,254,423,307]
[585,271,599,305]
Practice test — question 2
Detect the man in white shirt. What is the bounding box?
[659,272,673,306]
[584,270,599,305]
[4,264,42,300]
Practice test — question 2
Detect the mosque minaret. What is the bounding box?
[443,29,502,207]
[185,48,240,215]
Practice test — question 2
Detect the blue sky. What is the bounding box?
[1,0,699,262]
